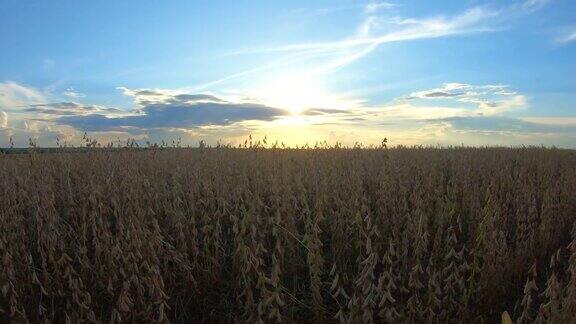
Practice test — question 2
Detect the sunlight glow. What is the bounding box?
[255,72,351,115]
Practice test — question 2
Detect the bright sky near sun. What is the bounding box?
[0,0,575,147]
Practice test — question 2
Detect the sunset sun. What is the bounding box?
[257,74,328,115]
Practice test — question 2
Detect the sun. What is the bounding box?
[257,73,340,115]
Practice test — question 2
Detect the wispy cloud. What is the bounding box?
[521,0,551,12]
[365,1,398,14]
[0,81,45,109]
[213,6,501,86]
[190,50,329,91]
[63,87,85,99]
[204,0,555,91]
[260,7,498,54]
[556,28,576,44]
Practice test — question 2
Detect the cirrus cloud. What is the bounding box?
[0,81,45,109]
[556,28,576,44]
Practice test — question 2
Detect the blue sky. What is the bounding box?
[1,0,575,147]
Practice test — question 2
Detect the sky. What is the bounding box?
[0,0,575,147]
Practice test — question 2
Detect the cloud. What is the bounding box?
[421,91,462,98]
[405,84,469,100]
[405,83,513,100]
[215,6,501,88]
[0,120,84,148]
[403,83,525,116]
[368,103,471,121]
[520,117,576,126]
[359,16,382,37]
[2,79,554,149]
[303,108,349,116]
[477,95,526,115]
[57,91,288,132]
[307,6,500,73]
[199,1,552,92]
[235,82,529,129]
[63,87,85,99]
[24,102,122,116]
[521,0,550,12]
[393,81,574,146]
[428,116,576,135]
[117,87,170,105]
[0,82,126,147]
[118,87,229,106]
[0,82,288,145]
[265,7,498,53]
[0,111,7,128]
[556,29,576,44]
[0,81,45,109]
[365,1,397,14]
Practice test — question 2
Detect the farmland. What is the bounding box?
[1,146,576,323]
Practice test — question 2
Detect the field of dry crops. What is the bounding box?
[1,146,576,323]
